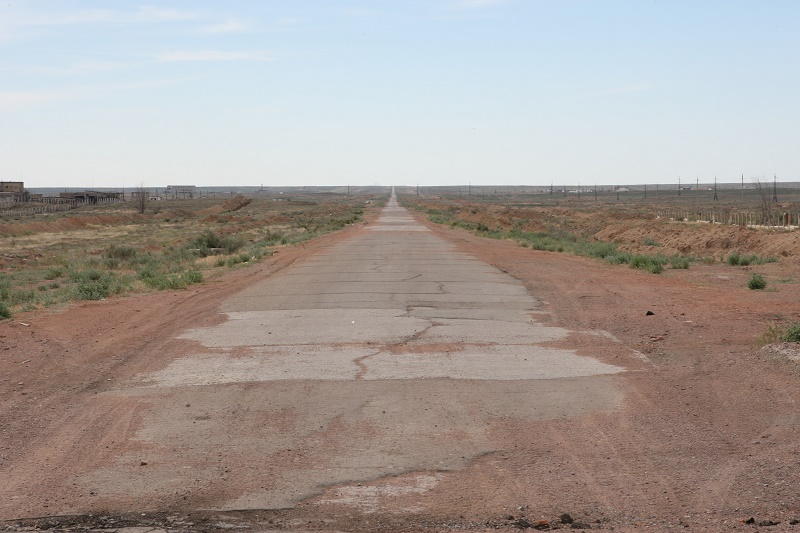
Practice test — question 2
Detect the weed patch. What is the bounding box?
[630,255,666,274]
[748,273,767,290]
[670,256,690,269]
[728,252,778,266]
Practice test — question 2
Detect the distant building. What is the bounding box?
[0,181,25,202]
[166,185,197,198]
[131,190,160,201]
[59,191,122,204]
[0,181,24,193]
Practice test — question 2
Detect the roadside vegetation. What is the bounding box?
[400,193,795,282]
[0,191,386,319]
[419,204,694,274]
[761,319,800,345]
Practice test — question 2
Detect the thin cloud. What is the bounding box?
[29,59,123,76]
[157,50,272,62]
[0,90,69,112]
[202,19,248,34]
[0,79,188,113]
[10,4,195,28]
[451,0,512,9]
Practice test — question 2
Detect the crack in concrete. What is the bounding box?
[353,350,381,380]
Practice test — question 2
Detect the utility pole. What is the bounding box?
[713,176,718,201]
[644,183,647,199]
[773,173,778,203]
[741,173,744,205]
[468,182,471,196]
[678,177,681,197]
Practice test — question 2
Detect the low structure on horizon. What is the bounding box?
[59,190,122,204]
[166,185,197,198]
[0,181,25,202]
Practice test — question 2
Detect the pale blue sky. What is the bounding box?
[1,1,798,188]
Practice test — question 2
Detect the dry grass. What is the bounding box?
[0,191,388,319]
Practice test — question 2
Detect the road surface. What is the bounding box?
[2,190,626,525]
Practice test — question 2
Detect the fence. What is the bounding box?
[410,183,800,231]
[0,197,122,218]
[655,208,800,229]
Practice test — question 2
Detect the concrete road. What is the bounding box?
[84,190,625,513]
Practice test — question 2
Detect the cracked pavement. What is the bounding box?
[5,190,627,517]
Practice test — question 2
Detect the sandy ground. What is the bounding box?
[1,195,800,532]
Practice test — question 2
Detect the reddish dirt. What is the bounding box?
[2,206,800,532]
[402,214,800,531]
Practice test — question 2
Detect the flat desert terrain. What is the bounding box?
[1,188,800,532]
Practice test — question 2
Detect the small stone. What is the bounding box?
[646,310,654,316]
[560,513,574,524]
[512,517,533,529]
[140,461,148,466]
[743,517,755,524]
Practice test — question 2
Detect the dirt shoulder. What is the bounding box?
[401,213,800,531]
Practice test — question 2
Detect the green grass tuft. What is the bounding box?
[670,256,690,269]
[782,320,800,343]
[748,273,767,290]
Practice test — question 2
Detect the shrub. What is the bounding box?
[0,277,11,301]
[630,255,665,274]
[729,253,778,266]
[182,270,203,284]
[670,256,690,269]
[0,302,10,320]
[748,273,767,290]
[75,280,110,300]
[141,274,187,290]
[643,237,660,246]
[71,269,104,282]
[9,288,37,305]
[189,230,243,256]
[44,268,63,280]
[782,320,800,343]
[605,252,632,265]
[104,244,137,260]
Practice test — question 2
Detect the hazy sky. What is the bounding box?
[1,1,799,188]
